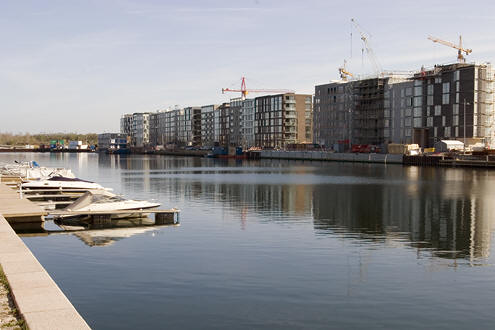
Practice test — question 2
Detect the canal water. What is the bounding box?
[2,153,495,329]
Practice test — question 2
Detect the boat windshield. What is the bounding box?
[90,194,127,204]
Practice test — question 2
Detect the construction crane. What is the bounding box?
[350,18,382,75]
[221,77,294,100]
[428,35,472,63]
[339,60,353,81]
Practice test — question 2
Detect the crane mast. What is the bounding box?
[350,18,382,75]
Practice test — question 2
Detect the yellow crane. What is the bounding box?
[428,35,472,63]
[339,60,353,81]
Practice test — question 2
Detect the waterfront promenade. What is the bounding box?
[0,183,90,330]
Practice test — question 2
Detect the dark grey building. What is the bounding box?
[410,63,494,147]
[314,62,494,149]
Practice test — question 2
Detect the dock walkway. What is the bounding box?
[0,183,46,221]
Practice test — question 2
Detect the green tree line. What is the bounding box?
[0,133,98,146]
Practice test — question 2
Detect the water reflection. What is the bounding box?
[314,167,495,262]
[98,155,495,262]
[19,217,179,247]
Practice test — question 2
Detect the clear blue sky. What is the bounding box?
[1,0,494,133]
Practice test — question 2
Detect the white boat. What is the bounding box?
[22,176,106,190]
[54,190,160,220]
[1,161,75,180]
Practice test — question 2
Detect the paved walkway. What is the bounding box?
[0,183,90,329]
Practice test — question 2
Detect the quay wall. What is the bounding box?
[259,151,404,164]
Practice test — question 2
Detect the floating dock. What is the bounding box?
[0,182,47,231]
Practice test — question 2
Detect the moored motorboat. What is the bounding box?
[53,190,160,221]
[1,161,75,180]
[22,176,106,190]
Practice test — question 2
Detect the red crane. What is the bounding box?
[221,77,294,100]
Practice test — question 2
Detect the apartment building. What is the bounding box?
[314,63,494,149]
[241,98,255,148]
[228,98,243,147]
[254,93,312,148]
[119,93,313,150]
[410,63,494,147]
[201,104,220,147]
[120,114,133,137]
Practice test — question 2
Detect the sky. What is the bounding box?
[1,0,495,133]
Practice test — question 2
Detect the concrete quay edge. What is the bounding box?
[0,215,91,330]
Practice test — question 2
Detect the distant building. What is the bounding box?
[314,62,495,149]
[120,114,133,137]
[97,133,128,152]
[201,104,220,147]
[132,113,151,147]
[410,63,494,147]
[255,93,313,149]
[241,98,256,148]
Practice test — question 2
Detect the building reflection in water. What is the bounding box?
[101,154,495,263]
[314,166,495,263]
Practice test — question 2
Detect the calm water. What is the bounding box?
[2,152,495,329]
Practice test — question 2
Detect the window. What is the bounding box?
[414,86,422,96]
[435,77,442,84]
[442,82,450,93]
[414,97,422,107]
[454,116,459,125]
[453,104,459,115]
[427,84,434,95]
[406,87,413,96]
[454,70,460,81]
[427,117,433,127]
[414,118,422,127]
[442,116,446,126]
[435,105,441,116]
[427,95,433,106]
[442,94,449,105]
[414,107,422,117]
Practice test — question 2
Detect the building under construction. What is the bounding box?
[314,62,494,149]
